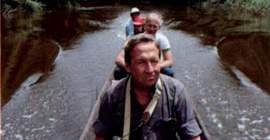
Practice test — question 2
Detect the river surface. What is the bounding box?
[2,5,270,140]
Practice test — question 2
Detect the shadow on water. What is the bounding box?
[1,7,123,106]
[162,6,270,95]
[40,7,123,49]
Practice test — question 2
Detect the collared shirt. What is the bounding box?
[93,75,201,140]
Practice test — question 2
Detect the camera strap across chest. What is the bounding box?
[122,77,163,140]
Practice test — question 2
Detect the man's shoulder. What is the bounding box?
[125,18,133,26]
[106,77,128,98]
[160,74,184,88]
[156,32,168,40]
[160,75,189,106]
[160,74,185,97]
[155,32,170,50]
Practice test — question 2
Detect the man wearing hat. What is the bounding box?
[125,7,140,37]
[114,14,145,80]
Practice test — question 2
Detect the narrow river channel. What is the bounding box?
[2,5,270,140]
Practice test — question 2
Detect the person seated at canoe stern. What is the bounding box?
[114,15,146,80]
[93,34,202,140]
[144,12,174,77]
[125,7,141,37]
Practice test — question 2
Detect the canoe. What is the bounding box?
[79,66,211,140]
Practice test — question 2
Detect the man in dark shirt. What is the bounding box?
[94,34,202,140]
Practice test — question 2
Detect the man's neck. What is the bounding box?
[133,82,155,109]
[134,89,152,109]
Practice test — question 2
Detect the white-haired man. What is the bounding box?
[144,12,174,77]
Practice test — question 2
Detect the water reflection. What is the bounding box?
[217,32,270,94]
[1,7,123,106]
[1,33,59,106]
[163,6,270,45]
[163,7,247,44]
[162,6,270,95]
[40,8,122,49]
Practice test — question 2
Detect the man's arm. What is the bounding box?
[93,92,113,140]
[115,49,126,68]
[125,20,133,37]
[157,33,173,68]
[160,50,173,68]
[173,83,202,139]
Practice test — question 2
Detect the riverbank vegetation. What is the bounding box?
[2,0,270,15]
[1,0,79,14]
[225,0,270,15]
[162,0,270,45]
[2,0,44,14]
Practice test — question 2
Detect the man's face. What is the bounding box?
[126,42,160,88]
[134,25,144,34]
[131,13,140,20]
[145,20,160,35]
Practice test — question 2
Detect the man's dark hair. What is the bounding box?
[124,33,160,65]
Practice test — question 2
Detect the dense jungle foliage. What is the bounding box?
[1,0,270,14]
[225,0,270,14]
